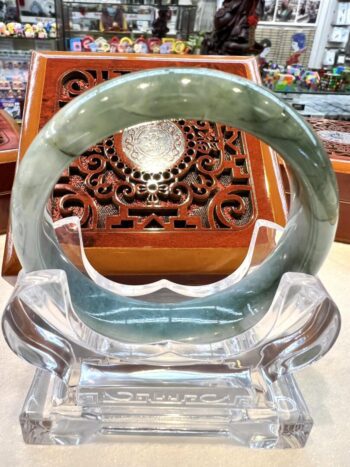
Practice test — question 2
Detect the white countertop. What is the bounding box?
[0,235,349,467]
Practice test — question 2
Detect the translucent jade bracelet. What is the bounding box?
[11,68,338,344]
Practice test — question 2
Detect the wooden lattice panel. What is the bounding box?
[307,118,350,161]
[52,121,256,233]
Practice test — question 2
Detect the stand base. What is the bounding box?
[20,365,313,448]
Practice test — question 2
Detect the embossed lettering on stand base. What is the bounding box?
[20,368,311,448]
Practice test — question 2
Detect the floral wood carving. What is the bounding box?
[51,69,256,232]
[0,110,19,151]
[0,131,7,147]
[307,118,350,160]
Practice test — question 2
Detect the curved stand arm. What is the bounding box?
[2,270,341,386]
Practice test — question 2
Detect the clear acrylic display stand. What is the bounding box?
[2,217,340,448]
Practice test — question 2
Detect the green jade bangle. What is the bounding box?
[11,68,338,344]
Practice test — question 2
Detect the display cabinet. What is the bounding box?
[0,0,65,120]
[62,0,197,49]
[0,50,29,121]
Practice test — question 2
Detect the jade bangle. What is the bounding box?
[11,68,338,344]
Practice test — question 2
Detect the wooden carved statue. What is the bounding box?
[152,7,171,39]
[201,0,265,55]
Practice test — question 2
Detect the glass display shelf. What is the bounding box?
[276,90,350,95]
[62,0,197,40]
[0,37,59,41]
[0,50,30,120]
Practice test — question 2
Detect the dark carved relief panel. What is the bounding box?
[0,131,8,147]
[51,69,255,232]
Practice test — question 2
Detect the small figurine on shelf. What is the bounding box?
[101,6,127,32]
[82,36,94,52]
[95,37,111,52]
[6,22,15,36]
[14,23,24,37]
[286,65,303,79]
[49,23,56,39]
[159,39,174,54]
[101,7,114,31]
[12,75,25,92]
[45,21,56,39]
[152,7,171,39]
[36,22,48,39]
[285,64,304,89]
[70,38,82,52]
[32,23,38,37]
[0,22,8,37]
[134,37,149,54]
[174,41,188,54]
[24,24,35,38]
[201,0,265,55]
[303,70,320,91]
[44,21,51,37]
[118,37,134,53]
[274,73,296,92]
[148,37,161,53]
[186,34,204,55]
[334,66,346,75]
[88,42,97,52]
[109,36,120,53]
[261,65,282,90]
[259,38,272,71]
[0,78,11,96]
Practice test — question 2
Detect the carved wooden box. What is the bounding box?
[2,53,287,281]
[0,110,19,234]
[307,118,350,244]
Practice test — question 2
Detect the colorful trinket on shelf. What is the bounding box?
[160,38,175,54]
[148,37,161,53]
[24,24,35,38]
[36,22,48,39]
[50,24,57,39]
[32,24,38,37]
[118,37,134,53]
[274,73,296,92]
[95,37,111,52]
[45,21,57,39]
[173,41,187,54]
[333,66,346,75]
[109,36,120,53]
[286,65,303,79]
[70,38,82,52]
[73,34,196,55]
[0,22,8,37]
[14,23,24,37]
[81,36,95,51]
[186,34,203,55]
[134,37,149,54]
[6,22,15,36]
[303,71,320,90]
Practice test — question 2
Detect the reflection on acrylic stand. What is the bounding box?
[2,217,340,447]
[55,216,284,299]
